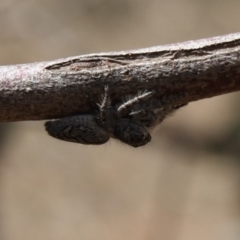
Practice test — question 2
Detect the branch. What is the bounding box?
[1,32,240,122]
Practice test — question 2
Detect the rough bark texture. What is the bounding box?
[0,32,240,122]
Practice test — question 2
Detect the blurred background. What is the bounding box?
[0,0,240,239]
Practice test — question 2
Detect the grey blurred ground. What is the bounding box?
[0,0,240,240]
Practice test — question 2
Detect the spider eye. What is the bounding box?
[114,119,151,147]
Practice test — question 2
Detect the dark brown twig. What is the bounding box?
[1,32,240,122]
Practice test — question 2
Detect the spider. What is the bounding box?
[45,86,186,147]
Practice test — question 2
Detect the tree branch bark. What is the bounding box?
[1,32,240,122]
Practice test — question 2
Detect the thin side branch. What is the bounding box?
[1,32,240,122]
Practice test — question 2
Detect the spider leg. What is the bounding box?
[129,94,188,127]
[116,90,155,118]
[149,103,187,126]
[97,85,111,126]
[96,85,114,129]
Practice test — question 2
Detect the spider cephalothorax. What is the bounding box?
[45,86,186,147]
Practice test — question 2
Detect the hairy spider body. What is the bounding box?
[113,118,151,147]
[45,86,186,147]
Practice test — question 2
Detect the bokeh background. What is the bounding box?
[0,0,240,240]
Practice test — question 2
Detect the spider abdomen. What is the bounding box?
[45,114,110,145]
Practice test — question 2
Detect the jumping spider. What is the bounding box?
[45,86,186,147]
